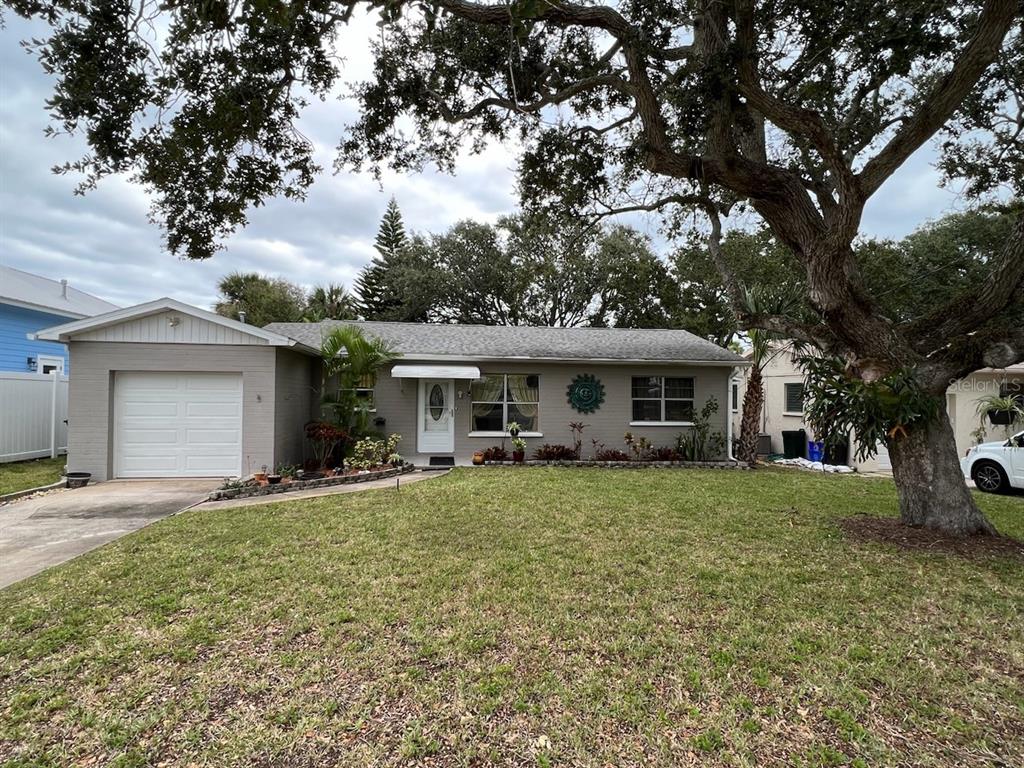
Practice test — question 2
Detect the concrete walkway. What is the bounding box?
[0,479,219,589]
[200,469,448,511]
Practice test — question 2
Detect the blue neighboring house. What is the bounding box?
[1,265,119,374]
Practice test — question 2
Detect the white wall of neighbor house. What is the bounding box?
[355,360,735,461]
[732,345,1024,470]
[67,341,279,481]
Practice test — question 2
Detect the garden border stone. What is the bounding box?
[208,464,415,501]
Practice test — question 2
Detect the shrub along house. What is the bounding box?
[33,298,747,480]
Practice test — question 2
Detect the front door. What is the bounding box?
[417,378,455,454]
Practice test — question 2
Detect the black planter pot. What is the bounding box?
[65,472,91,489]
[267,474,282,485]
[988,409,1017,426]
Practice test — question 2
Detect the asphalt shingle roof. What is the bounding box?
[264,320,745,364]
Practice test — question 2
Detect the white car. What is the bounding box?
[961,430,1024,493]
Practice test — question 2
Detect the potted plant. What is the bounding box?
[267,473,282,485]
[511,436,527,463]
[506,421,522,438]
[472,450,485,465]
[979,394,1022,425]
[253,464,269,485]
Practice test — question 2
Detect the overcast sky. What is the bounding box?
[0,11,964,311]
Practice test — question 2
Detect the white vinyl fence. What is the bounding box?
[0,372,69,463]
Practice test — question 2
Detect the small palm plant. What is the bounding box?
[320,325,400,437]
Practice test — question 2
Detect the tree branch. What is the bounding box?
[857,0,1017,198]
[904,212,1024,352]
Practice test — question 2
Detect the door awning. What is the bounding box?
[391,364,482,379]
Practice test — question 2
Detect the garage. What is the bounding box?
[114,371,243,478]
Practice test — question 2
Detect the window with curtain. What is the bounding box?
[784,382,804,413]
[471,374,540,432]
[631,376,694,422]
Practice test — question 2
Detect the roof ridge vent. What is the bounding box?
[60,279,68,299]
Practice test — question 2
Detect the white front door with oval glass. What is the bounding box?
[417,378,455,453]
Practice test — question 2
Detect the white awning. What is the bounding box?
[390,364,482,379]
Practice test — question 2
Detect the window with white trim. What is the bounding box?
[37,355,64,375]
[631,376,694,423]
[784,382,804,414]
[470,374,540,432]
[731,381,739,413]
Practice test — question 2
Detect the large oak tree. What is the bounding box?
[7,0,1023,533]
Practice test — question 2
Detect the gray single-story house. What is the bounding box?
[33,298,748,480]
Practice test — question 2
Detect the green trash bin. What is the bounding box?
[782,429,806,459]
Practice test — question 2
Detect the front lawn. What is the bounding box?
[0,456,65,496]
[1,468,1021,766]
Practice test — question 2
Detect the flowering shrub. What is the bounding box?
[533,444,578,460]
[349,433,402,470]
[482,446,508,462]
[305,422,349,469]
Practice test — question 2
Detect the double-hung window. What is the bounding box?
[631,376,694,423]
[470,374,540,433]
[784,382,804,414]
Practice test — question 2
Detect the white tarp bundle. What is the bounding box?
[773,457,854,473]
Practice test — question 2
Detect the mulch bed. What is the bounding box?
[839,515,1024,560]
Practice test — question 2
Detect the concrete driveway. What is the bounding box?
[0,479,219,589]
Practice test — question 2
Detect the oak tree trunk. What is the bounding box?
[886,409,996,535]
[737,368,764,467]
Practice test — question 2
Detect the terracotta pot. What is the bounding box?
[472,451,485,466]
[253,472,267,484]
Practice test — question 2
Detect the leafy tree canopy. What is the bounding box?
[214,272,308,327]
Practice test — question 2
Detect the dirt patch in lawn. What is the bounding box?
[840,516,1024,560]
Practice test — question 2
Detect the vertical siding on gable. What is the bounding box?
[0,304,73,372]
[74,311,272,345]
[67,341,278,480]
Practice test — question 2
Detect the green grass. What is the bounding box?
[0,457,65,496]
[1,468,1022,766]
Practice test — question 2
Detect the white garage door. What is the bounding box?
[114,372,242,478]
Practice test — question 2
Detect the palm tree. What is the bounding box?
[319,325,400,436]
[304,283,359,321]
[736,287,798,467]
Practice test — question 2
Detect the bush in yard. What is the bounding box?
[675,397,725,461]
[648,446,682,461]
[482,446,508,462]
[305,422,349,469]
[349,433,402,470]
[595,448,631,462]
[533,444,578,461]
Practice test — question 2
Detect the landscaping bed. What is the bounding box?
[208,464,414,501]
[480,459,745,469]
